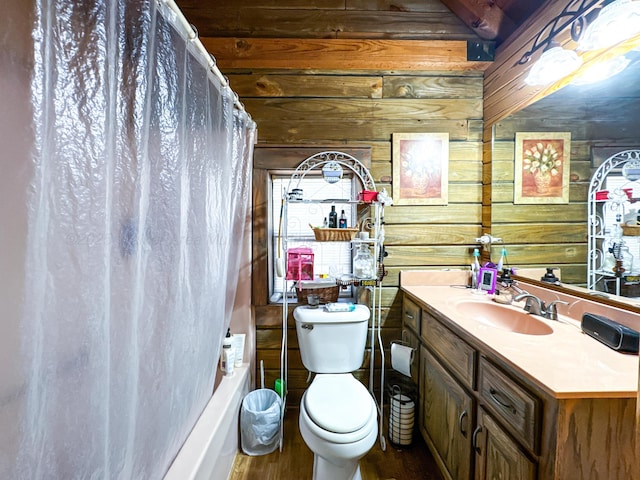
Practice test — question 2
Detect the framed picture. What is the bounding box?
[514,132,571,204]
[392,132,449,205]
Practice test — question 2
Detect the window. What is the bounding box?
[270,173,356,302]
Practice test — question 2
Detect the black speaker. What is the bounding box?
[581,313,639,354]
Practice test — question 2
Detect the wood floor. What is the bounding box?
[231,407,443,480]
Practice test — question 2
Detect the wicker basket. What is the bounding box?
[296,284,340,304]
[622,223,640,236]
[311,226,359,242]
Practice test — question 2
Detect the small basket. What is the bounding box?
[622,223,640,236]
[296,284,340,304]
[311,226,359,242]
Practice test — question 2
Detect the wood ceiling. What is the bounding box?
[439,0,542,45]
[177,0,640,130]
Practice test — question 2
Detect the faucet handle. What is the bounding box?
[546,300,569,321]
[523,296,545,316]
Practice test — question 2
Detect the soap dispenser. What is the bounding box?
[540,268,560,284]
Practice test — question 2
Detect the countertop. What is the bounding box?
[402,284,639,399]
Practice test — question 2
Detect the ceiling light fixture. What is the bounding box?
[579,0,640,51]
[571,55,631,84]
[525,46,583,86]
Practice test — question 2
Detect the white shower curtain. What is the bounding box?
[0,0,255,478]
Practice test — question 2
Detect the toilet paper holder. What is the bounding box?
[390,340,415,378]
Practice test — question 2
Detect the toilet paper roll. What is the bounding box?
[390,343,414,377]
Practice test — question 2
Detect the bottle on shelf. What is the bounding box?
[353,242,375,279]
[328,205,338,228]
[339,209,347,228]
[322,217,328,228]
[220,328,235,376]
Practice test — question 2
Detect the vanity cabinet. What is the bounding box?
[403,292,637,480]
[416,307,534,480]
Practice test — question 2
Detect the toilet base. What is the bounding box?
[313,454,362,480]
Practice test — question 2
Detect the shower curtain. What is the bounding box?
[0,0,256,478]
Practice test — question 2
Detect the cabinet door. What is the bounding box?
[402,327,420,385]
[473,408,535,480]
[422,346,474,480]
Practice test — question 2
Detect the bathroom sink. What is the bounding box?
[454,301,554,336]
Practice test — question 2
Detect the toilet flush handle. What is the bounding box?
[301,323,314,330]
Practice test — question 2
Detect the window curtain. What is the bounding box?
[1,0,255,478]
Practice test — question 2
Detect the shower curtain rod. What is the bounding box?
[160,0,252,121]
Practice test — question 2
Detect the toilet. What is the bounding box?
[294,304,378,480]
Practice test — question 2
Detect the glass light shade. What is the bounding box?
[525,46,583,86]
[579,0,640,51]
[571,55,630,85]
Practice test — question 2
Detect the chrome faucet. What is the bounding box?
[513,293,546,316]
[513,293,570,321]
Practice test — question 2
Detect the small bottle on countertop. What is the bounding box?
[322,217,328,228]
[339,209,347,228]
[328,206,338,228]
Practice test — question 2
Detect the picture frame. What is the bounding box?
[514,132,571,204]
[392,132,449,205]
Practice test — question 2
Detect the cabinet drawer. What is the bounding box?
[402,296,421,335]
[478,358,540,453]
[422,313,475,389]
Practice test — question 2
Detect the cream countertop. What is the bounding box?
[402,284,639,400]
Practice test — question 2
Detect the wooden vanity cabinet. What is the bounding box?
[410,298,538,480]
[403,292,637,480]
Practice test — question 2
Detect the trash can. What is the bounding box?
[240,389,282,456]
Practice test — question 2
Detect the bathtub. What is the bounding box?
[164,364,251,480]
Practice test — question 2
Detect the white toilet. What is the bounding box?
[294,304,378,480]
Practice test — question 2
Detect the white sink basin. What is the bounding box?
[454,301,554,336]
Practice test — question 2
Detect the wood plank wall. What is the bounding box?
[179,0,487,404]
[245,69,484,405]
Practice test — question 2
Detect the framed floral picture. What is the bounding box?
[514,132,571,204]
[392,132,449,205]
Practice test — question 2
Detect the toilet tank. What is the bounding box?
[293,304,370,373]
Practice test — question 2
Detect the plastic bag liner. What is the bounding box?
[240,389,282,456]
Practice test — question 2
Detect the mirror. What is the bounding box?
[490,48,640,308]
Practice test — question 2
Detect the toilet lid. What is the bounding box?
[305,375,374,434]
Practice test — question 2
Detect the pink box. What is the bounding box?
[286,248,314,281]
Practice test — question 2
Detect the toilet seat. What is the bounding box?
[304,374,375,436]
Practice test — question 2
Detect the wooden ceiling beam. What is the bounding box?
[200,37,492,72]
[440,0,516,41]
